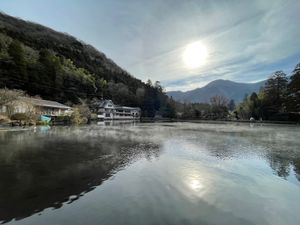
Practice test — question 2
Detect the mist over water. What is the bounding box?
[0,122,300,225]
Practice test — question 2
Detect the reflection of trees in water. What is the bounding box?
[181,125,300,182]
[268,155,291,179]
[0,127,161,223]
[267,153,300,182]
[256,131,300,182]
[293,159,300,181]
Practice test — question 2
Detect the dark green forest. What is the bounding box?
[0,12,174,117]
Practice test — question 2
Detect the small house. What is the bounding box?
[0,97,72,116]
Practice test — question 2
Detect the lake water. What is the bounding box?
[0,122,300,225]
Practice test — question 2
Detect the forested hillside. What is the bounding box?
[0,12,172,117]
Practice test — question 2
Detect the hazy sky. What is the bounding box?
[1,0,300,91]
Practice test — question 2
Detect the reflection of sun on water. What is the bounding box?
[189,179,203,191]
[178,163,212,197]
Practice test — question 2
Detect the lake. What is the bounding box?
[0,122,300,225]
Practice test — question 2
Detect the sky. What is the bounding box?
[0,0,300,91]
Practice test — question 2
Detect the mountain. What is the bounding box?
[167,79,266,103]
[0,12,169,116]
[0,13,133,81]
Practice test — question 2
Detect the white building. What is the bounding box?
[94,100,141,120]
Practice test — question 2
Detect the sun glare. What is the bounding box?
[183,41,208,69]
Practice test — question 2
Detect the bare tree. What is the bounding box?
[0,88,25,116]
[210,95,229,119]
[0,88,24,107]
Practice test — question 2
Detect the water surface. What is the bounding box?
[0,122,300,225]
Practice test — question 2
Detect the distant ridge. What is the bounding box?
[167,79,266,103]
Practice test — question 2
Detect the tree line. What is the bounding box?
[166,62,300,122]
[236,64,300,121]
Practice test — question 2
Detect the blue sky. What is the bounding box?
[1,0,300,91]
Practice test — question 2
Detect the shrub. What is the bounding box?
[10,113,29,121]
[70,108,84,125]
[36,120,49,126]
[55,115,71,122]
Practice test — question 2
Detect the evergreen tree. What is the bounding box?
[263,71,288,117]
[154,81,163,92]
[146,79,152,87]
[162,97,176,118]
[287,63,300,112]
[237,92,265,120]
[8,40,27,87]
[249,92,261,119]
[228,99,236,111]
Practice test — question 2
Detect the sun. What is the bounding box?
[183,41,208,69]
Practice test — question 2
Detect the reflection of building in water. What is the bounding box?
[97,120,138,127]
[92,100,141,120]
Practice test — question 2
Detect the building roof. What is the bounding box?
[93,100,114,108]
[115,106,141,111]
[93,99,140,111]
[21,97,71,109]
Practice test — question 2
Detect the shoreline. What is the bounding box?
[0,126,35,132]
[1,119,299,132]
[140,118,300,125]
